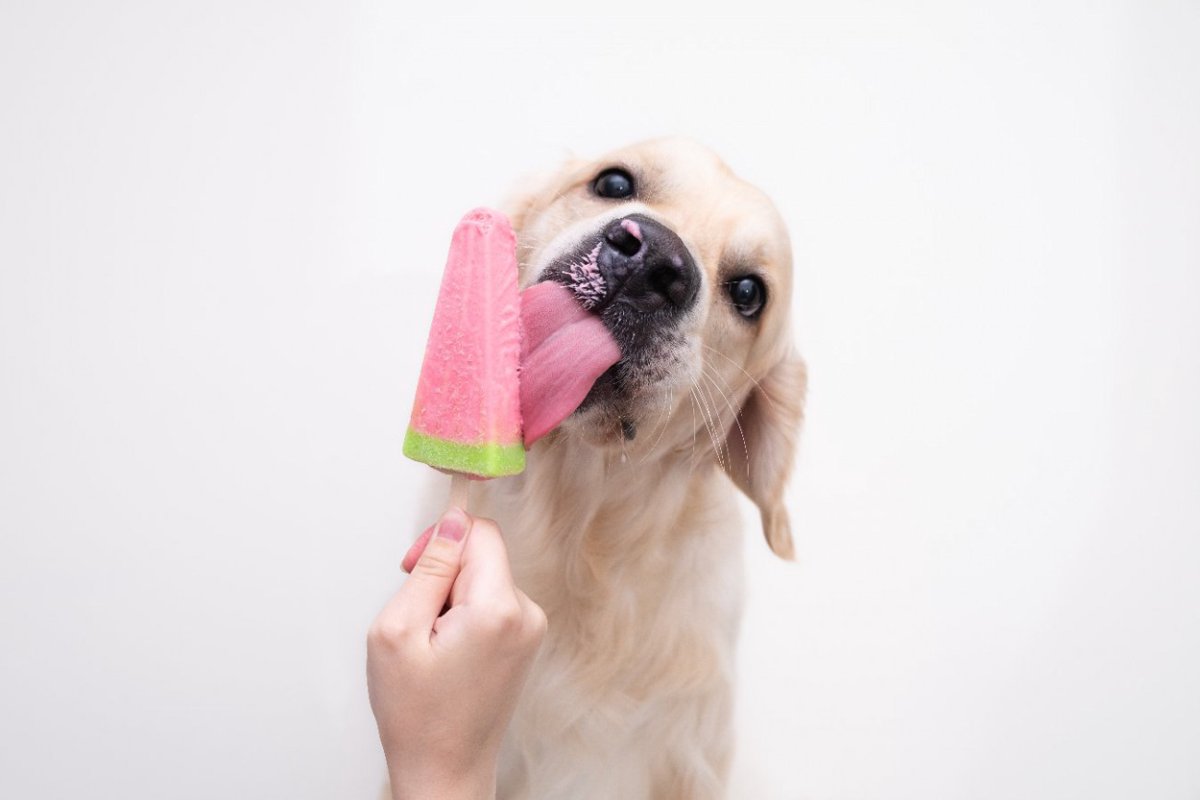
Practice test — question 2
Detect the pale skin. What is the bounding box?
[367,508,548,800]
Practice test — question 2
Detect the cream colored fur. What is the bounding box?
[465,138,803,799]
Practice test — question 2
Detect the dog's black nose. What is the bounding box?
[598,215,699,313]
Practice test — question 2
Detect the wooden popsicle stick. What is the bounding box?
[448,473,470,511]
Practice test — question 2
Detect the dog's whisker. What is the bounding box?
[693,372,723,446]
[700,361,742,424]
[688,381,713,454]
[687,384,709,462]
[688,390,697,458]
[690,375,726,471]
[700,342,785,417]
[696,370,732,470]
[639,393,675,465]
[708,374,738,470]
[700,363,749,472]
[699,341,761,389]
[687,388,704,477]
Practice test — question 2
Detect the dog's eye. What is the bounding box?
[727,276,766,319]
[592,168,635,200]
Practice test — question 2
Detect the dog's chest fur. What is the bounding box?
[474,438,746,800]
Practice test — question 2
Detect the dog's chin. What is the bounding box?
[567,366,635,444]
[556,357,693,448]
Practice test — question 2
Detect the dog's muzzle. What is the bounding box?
[542,214,700,319]
[537,214,701,435]
[594,214,700,314]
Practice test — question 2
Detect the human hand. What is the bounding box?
[367,508,547,800]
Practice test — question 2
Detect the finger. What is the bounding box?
[448,516,520,608]
[387,507,473,636]
[515,589,549,642]
[401,524,436,573]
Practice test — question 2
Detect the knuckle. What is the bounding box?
[366,619,407,650]
[518,604,549,647]
[478,599,523,636]
[472,516,503,538]
[515,589,548,634]
[525,603,549,643]
[413,541,459,581]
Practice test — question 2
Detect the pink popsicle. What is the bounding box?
[403,208,525,478]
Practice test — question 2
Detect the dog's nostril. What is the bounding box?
[648,263,690,308]
[604,219,643,257]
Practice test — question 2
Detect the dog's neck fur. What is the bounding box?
[486,434,727,576]
[477,431,744,690]
[478,432,745,798]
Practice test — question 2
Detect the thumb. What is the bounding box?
[392,507,473,635]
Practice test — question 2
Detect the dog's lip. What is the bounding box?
[534,253,625,316]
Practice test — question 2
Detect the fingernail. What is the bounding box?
[435,507,470,542]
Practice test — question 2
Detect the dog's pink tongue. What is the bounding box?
[520,282,620,446]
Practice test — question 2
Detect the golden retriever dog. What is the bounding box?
[467,137,804,799]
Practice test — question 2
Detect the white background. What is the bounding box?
[2,2,1198,798]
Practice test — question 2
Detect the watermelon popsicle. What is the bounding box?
[403,208,525,505]
[403,207,620,508]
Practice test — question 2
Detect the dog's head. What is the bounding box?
[506,138,805,558]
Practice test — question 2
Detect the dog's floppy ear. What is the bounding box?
[723,350,806,560]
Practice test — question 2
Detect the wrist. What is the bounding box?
[389,762,496,800]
